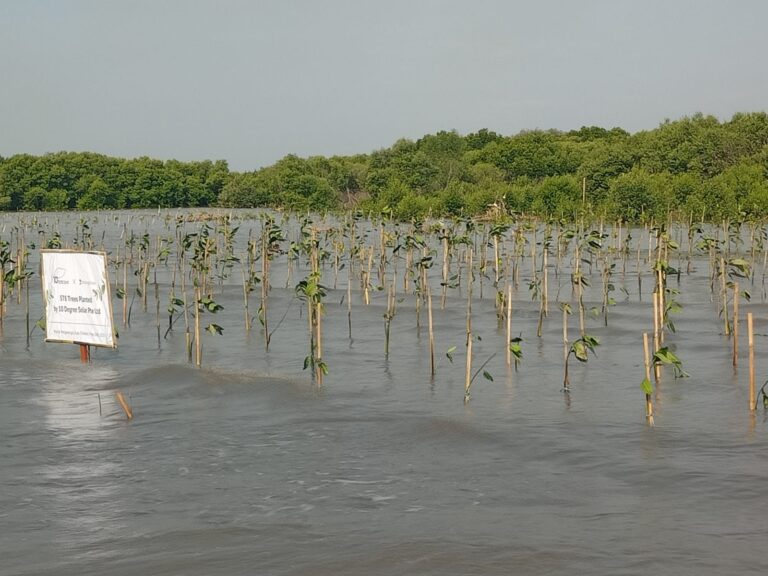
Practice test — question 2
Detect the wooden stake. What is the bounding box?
[748,312,756,411]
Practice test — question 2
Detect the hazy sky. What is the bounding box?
[1,0,767,171]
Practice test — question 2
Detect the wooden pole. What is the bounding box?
[79,343,90,364]
[748,312,756,411]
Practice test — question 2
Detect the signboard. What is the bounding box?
[40,250,116,348]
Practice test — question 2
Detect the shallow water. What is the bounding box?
[2,211,768,575]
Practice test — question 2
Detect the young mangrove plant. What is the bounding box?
[641,333,655,426]
[563,329,599,390]
[193,290,224,367]
[295,228,328,384]
[652,346,688,381]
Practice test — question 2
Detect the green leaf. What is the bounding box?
[446,346,456,363]
[641,377,654,395]
[572,341,589,362]
[482,370,494,382]
[508,338,523,360]
[205,323,223,335]
[582,334,600,348]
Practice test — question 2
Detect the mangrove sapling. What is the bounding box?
[463,351,497,404]
[440,227,450,309]
[508,336,523,372]
[600,255,616,327]
[489,222,510,288]
[0,239,12,326]
[383,279,396,357]
[534,233,552,337]
[478,227,489,300]
[652,346,688,381]
[571,249,588,338]
[347,243,354,340]
[164,292,186,339]
[748,313,755,411]
[413,248,434,333]
[464,247,474,400]
[718,257,752,337]
[295,270,328,383]
[641,333,655,426]
[239,257,259,333]
[6,252,34,349]
[561,300,599,391]
[193,289,224,367]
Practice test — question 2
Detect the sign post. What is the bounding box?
[40,249,116,352]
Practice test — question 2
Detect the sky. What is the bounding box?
[1,0,767,171]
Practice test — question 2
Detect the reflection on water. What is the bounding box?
[1,211,768,575]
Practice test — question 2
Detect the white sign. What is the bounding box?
[41,250,116,348]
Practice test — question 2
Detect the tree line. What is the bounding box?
[2,111,767,222]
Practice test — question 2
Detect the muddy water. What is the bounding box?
[1,211,767,575]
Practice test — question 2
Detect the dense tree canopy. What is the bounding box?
[2,112,768,222]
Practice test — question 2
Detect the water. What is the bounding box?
[1,211,767,575]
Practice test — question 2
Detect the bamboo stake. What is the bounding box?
[194,286,202,367]
[464,248,474,401]
[652,292,661,382]
[122,252,128,327]
[261,229,270,350]
[732,282,739,368]
[748,312,755,411]
[505,283,512,368]
[115,390,133,420]
[643,333,654,426]
[464,335,473,402]
[316,300,323,385]
[427,284,435,378]
[441,234,449,309]
[657,265,665,345]
[562,304,569,389]
[721,257,730,335]
[347,257,353,340]
[241,260,251,332]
